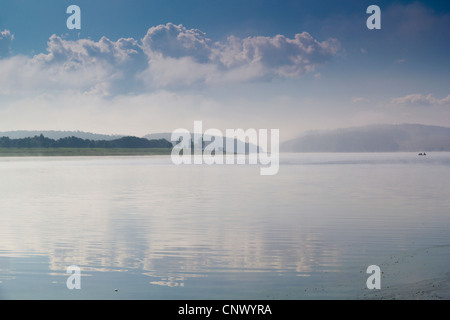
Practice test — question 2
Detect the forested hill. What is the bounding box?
[0,134,173,148]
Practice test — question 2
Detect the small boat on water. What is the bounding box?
[418,152,426,156]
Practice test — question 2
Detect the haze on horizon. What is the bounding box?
[0,0,449,142]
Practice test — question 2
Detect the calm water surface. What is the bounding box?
[0,153,449,299]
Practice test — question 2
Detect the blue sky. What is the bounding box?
[0,0,449,140]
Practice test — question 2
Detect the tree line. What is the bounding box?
[0,134,173,149]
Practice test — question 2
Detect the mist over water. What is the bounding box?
[0,153,449,299]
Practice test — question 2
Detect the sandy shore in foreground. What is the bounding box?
[359,245,450,300]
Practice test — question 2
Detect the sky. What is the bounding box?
[0,0,449,141]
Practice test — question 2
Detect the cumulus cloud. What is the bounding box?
[142,23,212,63]
[391,94,450,106]
[0,29,14,58]
[0,34,148,95]
[215,32,340,78]
[140,24,341,87]
[0,23,341,95]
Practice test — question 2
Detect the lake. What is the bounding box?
[0,153,449,299]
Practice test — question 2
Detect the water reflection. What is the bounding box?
[0,154,449,298]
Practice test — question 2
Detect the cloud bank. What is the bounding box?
[0,23,341,95]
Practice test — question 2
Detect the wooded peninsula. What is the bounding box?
[0,134,173,156]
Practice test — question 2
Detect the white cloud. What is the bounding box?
[214,32,341,78]
[142,23,212,63]
[0,34,148,95]
[140,24,341,87]
[0,23,341,95]
[391,94,450,106]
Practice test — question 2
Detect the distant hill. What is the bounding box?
[281,124,450,152]
[0,130,123,141]
[144,132,261,153]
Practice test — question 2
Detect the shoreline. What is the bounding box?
[359,245,450,300]
[0,147,173,157]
